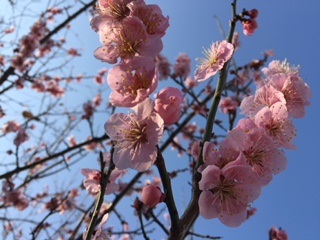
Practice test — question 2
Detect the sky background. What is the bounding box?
[1,0,320,239]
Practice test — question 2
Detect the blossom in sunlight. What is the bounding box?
[199,163,261,227]
[107,56,158,107]
[105,98,164,171]
[93,16,162,64]
[254,102,296,149]
[262,59,299,78]
[130,2,169,37]
[97,0,135,21]
[154,87,184,125]
[195,40,234,82]
[228,126,287,186]
[268,73,311,118]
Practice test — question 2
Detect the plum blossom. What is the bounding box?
[262,59,300,78]
[268,73,311,118]
[93,16,162,64]
[154,87,183,125]
[141,184,165,207]
[195,40,234,82]
[173,53,191,79]
[219,97,238,114]
[14,128,29,146]
[130,3,169,37]
[3,121,20,133]
[105,98,164,171]
[242,19,258,36]
[202,139,246,170]
[2,181,29,211]
[240,84,286,118]
[96,0,136,21]
[82,101,95,119]
[270,227,288,240]
[228,126,287,186]
[107,56,158,107]
[155,54,171,80]
[199,163,261,227]
[81,166,126,196]
[83,213,112,240]
[254,103,296,149]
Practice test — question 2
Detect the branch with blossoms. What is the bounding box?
[0,0,310,239]
[86,0,310,239]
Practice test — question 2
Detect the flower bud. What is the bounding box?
[141,185,165,207]
[242,19,258,36]
[155,87,184,125]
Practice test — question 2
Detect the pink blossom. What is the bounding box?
[173,53,191,79]
[248,9,259,19]
[242,19,258,36]
[81,166,126,196]
[202,140,246,170]
[155,54,171,80]
[68,136,77,147]
[199,164,261,227]
[105,98,164,171]
[185,76,198,88]
[154,87,183,125]
[83,137,102,152]
[14,128,29,146]
[240,84,286,118]
[229,127,287,186]
[3,121,20,133]
[2,182,29,211]
[97,0,136,21]
[270,227,288,240]
[219,97,238,114]
[108,56,158,107]
[93,93,102,107]
[82,101,95,119]
[130,3,169,37]
[67,48,81,57]
[262,60,299,78]
[141,184,165,207]
[31,80,46,93]
[268,73,311,118]
[195,40,234,82]
[93,16,162,64]
[46,81,65,98]
[254,103,296,149]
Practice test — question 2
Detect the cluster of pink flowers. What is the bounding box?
[198,60,311,227]
[11,20,49,73]
[90,0,184,173]
[1,180,29,211]
[91,0,171,109]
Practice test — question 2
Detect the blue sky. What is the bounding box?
[1,0,319,239]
